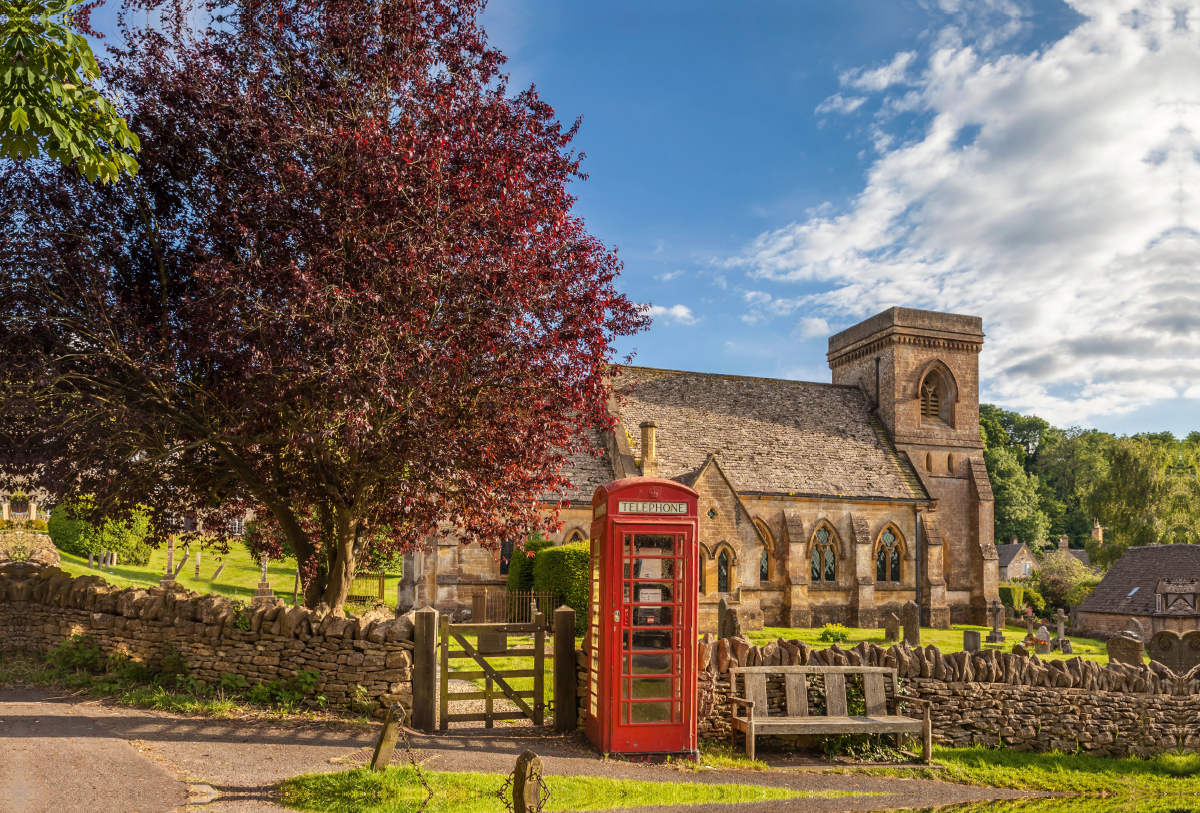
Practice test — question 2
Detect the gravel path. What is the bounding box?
[0,687,1042,812]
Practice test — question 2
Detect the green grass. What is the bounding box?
[53,545,402,609]
[745,625,1114,663]
[446,634,585,709]
[277,766,865,813]
[860,745,1200,796]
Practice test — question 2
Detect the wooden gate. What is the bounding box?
[439,613,547,729]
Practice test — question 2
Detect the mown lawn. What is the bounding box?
[745,624,1116,663]
[277,765,866,813]
[53,544,401,611]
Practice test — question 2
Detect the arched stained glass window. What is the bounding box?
[811,527,837,583]
[875,529,901,583]
[717,551,730,593]
[760,548,769,582]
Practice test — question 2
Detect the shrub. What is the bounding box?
[1021,585,1046,614]
[998,583,1025,611]
[47,498,153,564]
[1032,551,1093,609]
[48,635,106,673]
[29,519,47,531]
[1064,577,1101,608]
[532,541,589,634]
[506,533,554,593]
[818,623,850,643]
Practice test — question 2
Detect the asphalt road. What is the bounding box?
[0,688,1039,813]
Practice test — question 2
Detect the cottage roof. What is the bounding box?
[1078,544,1200,616]
[994,543,1030,568]
[610,366,928,501]
[1068,548,1091,568]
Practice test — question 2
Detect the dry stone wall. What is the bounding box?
[0,562,414,720]
[575,633,1200,756]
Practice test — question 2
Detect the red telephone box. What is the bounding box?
[585,478,699,759]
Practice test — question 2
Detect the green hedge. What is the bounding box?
[998,583,1025,610]
[532,541,590,634]
[47,499,153,565]
[506,534,555,593]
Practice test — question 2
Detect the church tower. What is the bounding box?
[827,307,997,625]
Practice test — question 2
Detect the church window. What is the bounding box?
[707,508,717,520]
[760,549,769,582]
[926,452,933,472]
[875,528,902,583]
[755,519,774,583]
[565,529,586,544]
[717,551,730,593]
[499,539,514,575]
[811,527,837,583]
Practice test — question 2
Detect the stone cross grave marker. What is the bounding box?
[986,600,1005,644]
[883,612,900,642]
[1148,630,1200,675]
[1107,635,1144,666]
[963,629,981,653]
[1054,608,1068,642]
[1026,616,1036,641]
[902,600,920,646]
[251,555,276,606]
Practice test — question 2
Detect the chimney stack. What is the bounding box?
[639,421,659,477]
[1059,535,1069,552]
[1092,519,1103,544]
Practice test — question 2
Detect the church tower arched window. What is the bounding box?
[920,376,942,423]
[810,526,837,583]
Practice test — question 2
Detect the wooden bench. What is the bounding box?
[729,665,931,762]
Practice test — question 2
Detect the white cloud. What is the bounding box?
[731,1,1200,426]
[644,304,698,325]
[840,51,918,91]
[711,275,728,289]
[815,93,868,115]
[796,317,831,340]
[657,270,685,282]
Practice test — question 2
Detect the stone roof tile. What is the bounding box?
[1078,544,1200,616]
[611,366,925,500]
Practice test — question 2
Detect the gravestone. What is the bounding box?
[1148,630,1200,674]
[1107,635,1144,666]
[718,597,728,638]
[195,551,201,580]
[1058,639,1073,654]
[963,629,981,653]
[1125,617,1147,642]
[251,555,276,606]
[986,601,1006,644]
[1036,625,1051,643]
[883,613,900,642]
[901,600,920,646]
[1054,608,1068,641]
[160,537,176,585]
[212,562,226,580]
[1026,617,1037,641]
[88,553,94,569]
[721,606,742,639]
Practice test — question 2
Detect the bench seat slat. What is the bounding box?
[745,673,768,719]
[864,672,888,717]
[732,716,923,736]
[784,673,807,717]
[824,673,848,717]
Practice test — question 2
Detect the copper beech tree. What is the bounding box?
[29,0,648,612]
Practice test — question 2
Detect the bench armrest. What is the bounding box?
[729,697,755,710]
[898,696,930,708]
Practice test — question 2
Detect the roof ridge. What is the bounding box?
[615,365,859,390]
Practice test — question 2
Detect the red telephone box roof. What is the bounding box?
[592,477,699,505]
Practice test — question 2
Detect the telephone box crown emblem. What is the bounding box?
[648,486,661,500]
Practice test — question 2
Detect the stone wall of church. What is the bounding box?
[0,564,414,719]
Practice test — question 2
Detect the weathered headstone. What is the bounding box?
[883,612,900,642]
[194,550,201,579]
[162,537,175,584]
[901,600,920,646]
[512,750,544,813]
[1107,635,1144,666]
[986,601,1006,644]
[1054,608,1068,642]
[1059,639,1073,654]
[1125,617,1147,642]
[1036,625,1050,643]
[88,553,94,569]
[718,596,728,638]
[369,703,404,770]
[963,629,981,653]
[1148,630,1200,674]
[721,607,742,639]
[1026,617,1036,641]
[212,562,226,580]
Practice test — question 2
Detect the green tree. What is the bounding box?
[1032,427,1113,548]
[1032,550,1094,609]
[985,446,1050,547]
[47,498,153,563]
[1085,437,1172,567]
[979,404,1051,471]
[1,0,139,181]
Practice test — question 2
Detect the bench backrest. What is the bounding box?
[729,666,899,719]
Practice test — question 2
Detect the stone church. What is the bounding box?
[401,307,1000,632]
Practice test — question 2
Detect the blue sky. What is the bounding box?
[479,0,1199,438]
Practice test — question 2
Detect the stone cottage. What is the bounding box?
[400,307,1000,632]
[1076,544,1200,636]
[996,539,1038,580]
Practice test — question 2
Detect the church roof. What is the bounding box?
[610,366,928,501]
[555,426,615,503]
[1078,544,1200,616]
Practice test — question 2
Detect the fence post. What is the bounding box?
[472,592,486,623]
[412,605,438,733]
[553,605,577,733]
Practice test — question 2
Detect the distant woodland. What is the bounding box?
[981,406,1200,570]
